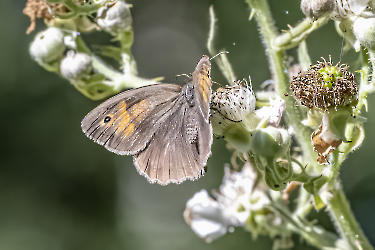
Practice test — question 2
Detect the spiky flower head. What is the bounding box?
[211,82,255,122]
[290,58,358,110]
[210,81,255,135]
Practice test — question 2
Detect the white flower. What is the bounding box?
[63,33,78,50]
[352,16,375,50]
[97,1,132,35]
[184,190,236,243]
[60,50,92,79]
[331,0,375,51]
[184,163,272,242]
[330,0,371,20]
[29,27,65,64]
[214,164,257,224]
[254,95,286,126]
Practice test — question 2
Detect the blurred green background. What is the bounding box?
[1,0,374,249]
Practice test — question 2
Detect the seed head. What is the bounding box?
[290,58,358,110]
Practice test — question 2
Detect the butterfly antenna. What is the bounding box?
[210,51,229,60]
[211,80,222,86]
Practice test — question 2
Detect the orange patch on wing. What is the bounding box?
[114,100,150,137]
[131,100,149,122]
[198,72,211,104]
[115,102,132,133]
[123,123,135,137]
[118,101,127,111]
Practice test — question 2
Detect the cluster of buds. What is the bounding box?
[24,0,157,100]
[210,81,302,191]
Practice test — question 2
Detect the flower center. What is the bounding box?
[319,66,342,90]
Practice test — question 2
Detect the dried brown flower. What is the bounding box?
[23,0,68,34]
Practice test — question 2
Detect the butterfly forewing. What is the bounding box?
[82,84,181,155]
[81,55,213,185]
[192,55,212,121]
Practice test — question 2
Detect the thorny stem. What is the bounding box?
[355,48,375,116]
[328,185,374,250]
[273,16,329,50]
[246,0,373,249]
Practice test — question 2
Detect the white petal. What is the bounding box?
[191,219,227,240]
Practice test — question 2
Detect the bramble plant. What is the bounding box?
[24,0,375,249]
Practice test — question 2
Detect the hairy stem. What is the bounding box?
[274,16,329,50]
[327,181,374,250]
[245,0,319,170]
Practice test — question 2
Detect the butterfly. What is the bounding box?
[81,56,213,185]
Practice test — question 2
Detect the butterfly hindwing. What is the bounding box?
[133,82,212,185]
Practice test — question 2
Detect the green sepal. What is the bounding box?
[223,123,252,153]
[327,106,352,142]
[251,127,290,159]
[303,175,329,195]
[313,195,326,210]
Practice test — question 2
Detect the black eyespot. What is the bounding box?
[274,184,280,188]
[104,116,111,123]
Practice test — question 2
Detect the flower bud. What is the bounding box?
[352,17,375,50]
[264,164,288,191]
[60,50,92,79]
[222,123,252,153]
[301,0,335,20]
[97,1,132,35]
[251,127,291,159]
[29,27,65,64]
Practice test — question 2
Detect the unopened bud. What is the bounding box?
[353,17,375,50]
[97,1,132,35]
[29,27,65,64]
[301,0,335,20]
[251,127,291,159]
[60,50,92,79]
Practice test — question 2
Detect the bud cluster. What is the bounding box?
[24,0,157,100]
